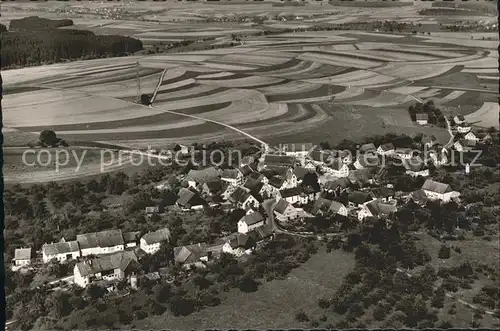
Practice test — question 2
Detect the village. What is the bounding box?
[10,114,495,294]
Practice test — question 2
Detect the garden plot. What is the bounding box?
[374,63,455,81]
[346,91,412,107]
[464,102,500,128]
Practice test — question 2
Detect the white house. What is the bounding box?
[74,251,137,288]
[464,131,479,143]
[184,167,221,189]
[282,143,314,157]
[422,179,460,202]
[229,186,260,210]
[273,199,298,222]
[42,241,81,263]
[237,212,265,234]
[123,232,140,248]
[140,228,171,255]
[76,229,125,257]
[394,148,413,160]
[176,188,206,210]
[222,233,253,257]
[329,201,348,217]
[357,200,397,221]
[173,243,210,270]
[416,113,429,125]
[13,248,32,267]
[221,169,244,186]
[377,143,395,156]
[457,122,471,133]
[277,187,309,205]
[324,159,350,178]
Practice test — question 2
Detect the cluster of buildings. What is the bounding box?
[450,115,492,153]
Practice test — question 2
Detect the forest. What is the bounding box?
[0,17,143,69]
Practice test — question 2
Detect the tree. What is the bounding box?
[238,274,259,293]
[39,130,59,146]
[438,245,451,259]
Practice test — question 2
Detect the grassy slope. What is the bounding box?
[133,247,355,330]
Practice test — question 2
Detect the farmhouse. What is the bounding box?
[332,149,353,164]
[221,168,244,186]
[76,229,125,257]
[311,198,332,215]
[42,240,81,263]
[323,177,351,195]
[174,243,210,270]
[374,186,395,203]
[123,231,140,248]
[145,206,159,216]
[238,212,265,234]
[359,143,376,154]
[309,150,332,166]
[140,228,171,255]
[277,187,312,205]
[229,186,260,210]
[416,113,429,125]
[348,168,376,186]
[408,189,428,206]
[358,200,397,221]
[348,191,375,207]
[202,180,225,197]
[402,157,429,177]
[184,167,221,188]
[176,188,206,210]
[73,251,138,288]
[324,159,350,178]
[13,248,32,267]
[240,156,255,167]
[222,233,254,257]
[274,198,298,222]
[328,201,348,217]
[453,139,474,152]
[239,164,254,177]
[464,131,479,143]
[422,179,460,202]
[377,143,395,156]
[293,167,311,184]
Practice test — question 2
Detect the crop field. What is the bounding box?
[2,2,498,182]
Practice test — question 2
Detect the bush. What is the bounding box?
[295,310,309,322]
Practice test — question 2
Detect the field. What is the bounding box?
[133,246,355,329]
[1,2,497,183]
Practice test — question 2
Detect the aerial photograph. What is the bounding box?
[1,0,499,330]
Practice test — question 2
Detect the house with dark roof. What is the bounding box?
[42,241,81,263]
[348,168,376,186]
[453,114,466,125]
[402,157,429,177]
[323,178,352,195]
[202,180,226,197]
[422,179,460,202]
[263,154,296,168]
[74,251,138,288]
[453,138,474,152]
[348,191,375,207]
[238,212,265,234]
[374,186,395,203]
[281,143,314,157]
[140,228,171,255]
[145,206,160,216]
[229,186,260,210]
[394,148,413,160]
[184,167,221,188]
[309,150,332,166]
[293,167,311,184]
[176,187,206,210]
[273,198,298,222]
[123,231,141,248]
[76,229,125,257]
[13,248,32,267]
[377,143,395,156]
[240,156,255,167]
[239,164,254,177]
[416,113,428,125]
[222,233,254,257]
[173,243,210,270]
[323,159,350,178]
[357,200,397,221]
[407,189,428,206]
[221,168,244,186]
[277,186,317,205]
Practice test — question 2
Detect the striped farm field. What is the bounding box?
[3,27,496,173]
[465,102,500,128]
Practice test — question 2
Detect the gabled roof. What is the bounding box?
[311,197,334,214]
[240,156,255,165]
[123,231,140,243]
[76,251,137,277]
[329,158,346,171]
[378,143,395,151]
[239,212,264,226]
[281,143,314,153]
[376,186,394,198]
[269,175,286,188]
[221,169,241,180]
[378,202,397,214]
[230,186,252,204]
[239,165,253,176]
[309,150,331,163]
[455,115,465,121]
[279,186,303,198]
[263,165,290,177]
[203,180,225,195]
[395,147,413,154]
[185,167,220,184]
[293,167,310,180]
[174,243,208,265]
[76,229,124,250]
[14,248,31,260]
[364,200,381,216]
[359,143,376,154]
[244,178,264,192]
[348,168,374,184]
[329,201,346,214]
[274,198,291,214]
[348,191,372,205]
[248,171,265,182]
[227,233,250,249]
[324,177,352,190]
[142,228,171,245]
[248,224,273,241]
[410,189,428,204]
[176,187,195,206]
[422,179,451,194]
[263,154,295,167]
[43,241,80,256]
